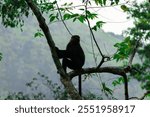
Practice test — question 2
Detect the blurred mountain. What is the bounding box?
[0,16,143,99]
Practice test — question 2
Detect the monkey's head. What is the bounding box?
[70,35,80,45]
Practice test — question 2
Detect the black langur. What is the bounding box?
[55,35,85,96]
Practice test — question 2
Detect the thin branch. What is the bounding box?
[58,2,130,10]
[90,33,109,99]
[128,39,141,67]
[56,2,73,36]
[85,1,112,68]
[85,2,103,57]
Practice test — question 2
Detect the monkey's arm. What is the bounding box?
[55,47,69,58]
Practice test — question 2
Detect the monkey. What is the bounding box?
[55,35,85,96]
[56,35,85,71]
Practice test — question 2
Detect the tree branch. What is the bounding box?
[69,65,129,100]
[85,2,104,58]
[69,66,129,79]
[84,1,108,68]
[128,39,141,67]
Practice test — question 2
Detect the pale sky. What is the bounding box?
[98,0,146,34]
[58,0,146,34]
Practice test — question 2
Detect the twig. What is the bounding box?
[58,2,130,10]
[85,1,112,68]
[85,1,104,64]
[56,1,72,36]
[128,39,141,67]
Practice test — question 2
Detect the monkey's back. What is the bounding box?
[66,43,85,68]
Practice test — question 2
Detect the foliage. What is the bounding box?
[2,72,103,100]
[130,46,150,91]
[94,0,119,6]
[37,72,70,100]
[102,82,113,96]
[3,72,67,100]
[0,53,2,61]
[83,92,103,100]
[125,2,150,40]
[4,92,30,100]
[34,29,44,38]
[120,5,129,12]
[125,1,150,94]
[0,0,29,28]
[4,92,45,100]
[112,77,124,87]
[0,0,120,29]
[92,21,105,31]
[113,36,132,62]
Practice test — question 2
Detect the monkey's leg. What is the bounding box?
[62,58,77,71]
[62,58,69,72]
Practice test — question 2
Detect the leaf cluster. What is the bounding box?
[94,0,119,6]
[126,2,150,40]
[113,37,132,62]
[0,53,2,61]
[0,0,29,28]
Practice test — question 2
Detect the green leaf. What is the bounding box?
[34,31,44,38]
[115,0,119,4]
[95,0,103,5]
[113,36,132,62]
[112,77,124,86]
[78,15,85,23]
[50,16,56,22]
[103,0,106,5]
[86,10,98,19]
[110,1,115,5]
[63,13,72,20]
[102,83,113,95]
[96,21,105,27]
[71,14,79,18]
[92,21,105,31]
[79,8,84,11]
[68,2,73,6]
[114,43,120,47]
[62,3,67,6]
[73,18,77,22]
[92,26,97,31]
[121,5,129,12]
[0,53,2,61]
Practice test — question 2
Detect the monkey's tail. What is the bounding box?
[79,75,82,96]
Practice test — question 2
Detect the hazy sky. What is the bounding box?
[58,0,146,34]
[98,0,145,34]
